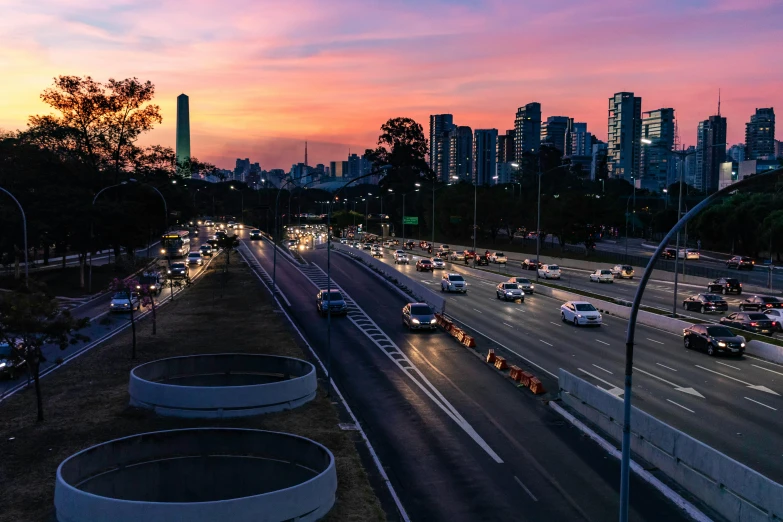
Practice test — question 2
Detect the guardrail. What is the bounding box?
[558,369,783,522]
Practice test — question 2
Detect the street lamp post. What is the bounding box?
[230,186,244,223]
[0,186,28,287]
[272,175,317,299]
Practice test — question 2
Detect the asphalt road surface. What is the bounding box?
[241,237,695,522]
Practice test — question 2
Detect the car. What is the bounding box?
[475,254,489,266]
[110,291,141,313]
[204,220,215,227]
[404,241,416,250]
[464,250,477,260]
[489,252,508,264]
[441,273,467,293]
[706,277,742,295]
[726,256,755,270]
[661,248,677,259]
[763,309,783,332]
[227,221,237,229]
[449,250,465,261]
[0,339,26,380]
[402,303,437,330]
[419,241,430,250]
[431,256,445,269]
[561,301,602,326]
[682,293,728,313]
[416,259,433,272]
[538,264,561,279]
[249,229,262,240]
[371,246,383,258]
[362,243,372,251]
[383,240,394,248]
[137,272,164,295]
[168,262,188,278]
[187,252,203,266]
[720,312,777,335]
[496,282,524,301]
[438,244,451,254]
[508,277,534,294]
[316,289,348,316]
[739,296,783,311]
[350,241,360,248]
[199,245,213,257]
[589,269,614,283]
[206,238,219,249]
[683,324,746,357]
[610,265,635,279]
[394,251,409,264]
[521,259,541,271]
[679,248,700,260]
[215,230,228,240]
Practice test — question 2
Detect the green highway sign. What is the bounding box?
[403,216,418,225]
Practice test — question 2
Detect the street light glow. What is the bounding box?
[641,138,652,144]
[511,162,520,168]
[415,183,421,187]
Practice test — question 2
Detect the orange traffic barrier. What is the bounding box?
[518,371,533,388]
[486,349,496,364]
[494,356,507,371]
[529,377,546,395]
[509,365,522,382]
[461,335,476,348]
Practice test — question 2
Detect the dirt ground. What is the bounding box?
[0,253,385,522]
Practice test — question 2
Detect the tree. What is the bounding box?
[364,117,432,192]
[108,277,140,359]
[0,288,89,421]
[217,235,240,267]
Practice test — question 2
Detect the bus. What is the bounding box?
[160,231,190,258]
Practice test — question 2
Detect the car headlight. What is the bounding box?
[110,303,115,307]
[576,314,582,318]
[430,319,437,324]
[506,291,513,295]
[150,285,156,290]
[718,341,727,347]
[412,318,420,324]
[160,249,166,254]
[529,284,534,288]
[740,342,746,347]
[167,270,172,274]
[0,361,6,368]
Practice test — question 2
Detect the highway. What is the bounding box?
[241,236,694,521]
[364,244,783,484]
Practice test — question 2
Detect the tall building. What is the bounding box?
[514,103,541,159]
[497,130,516,163]
[775,140,783,159]
[607,92,642,183]
[640,108,675,190]
[449,126,473,182]
[566,122,592,157]
[429,114,455,182]
[234,158,250,182]
[347,153,361,179]
[696,115,727,193]
[474,129,498,186]
[590,142,608,181]
[745,108,776,159]
[540,116,572,153]
[329,160,349,179]
[176,94,191,168]
[727,144,746,163]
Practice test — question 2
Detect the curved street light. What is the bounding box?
[0,186,28,287]
[618,167,783,522]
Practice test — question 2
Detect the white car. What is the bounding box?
[490,252,508,264]
[227,221,237,229]
[187,252,203,266]
[764,309,783,332]
[362,243,372,251]
[496,282,524,301]
[561,301,602,326]
[449,250,465,261]
[438,244,451,254]
[383,240,394,248]
[109,291,140,313]
[508,277,534,294]
[589,269,614,283]
[679,249,700,260]
[538,264,561,279]
[371,246,383,258]
[432,257,446,269]
[610,264,635,279]
[394,251,409,264]
[441,273,467,293]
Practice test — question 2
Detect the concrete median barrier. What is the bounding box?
[746,339,783,364]
[558,369,783,522]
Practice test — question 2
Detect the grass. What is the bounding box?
[0,253,385,522]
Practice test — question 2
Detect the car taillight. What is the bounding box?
[739,283,742,287]
[766,304,773,307]
[750,322,758,326]
[773,322,778,327]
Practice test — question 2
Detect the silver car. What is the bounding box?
[496,282,524,301]
[109,291,140,313]
[402,303,437,330]
[432,256,446,269]
[508,277,534,294]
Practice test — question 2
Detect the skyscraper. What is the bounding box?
[429,114,455,182]
[449,126,473,182]
[640,108,675,190]
[565,122,592,157]
[745,108,776,159]
[607,92,642,183]
[496,130,516,163]
[474,129,498,185]
[176,94,191,168]
[540,116,572,153]
[696,115,727,193]
[514,103,541,160]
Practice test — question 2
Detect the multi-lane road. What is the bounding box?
[239,236,694,521]
[362,244,783,485]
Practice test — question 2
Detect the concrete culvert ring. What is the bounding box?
[54,428,337,522]
[129,354,316,418]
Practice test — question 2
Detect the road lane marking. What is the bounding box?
[592,364,613,375]
[715,361,741,371]
[666,399,695,413]
[502,322,514,328]
[656,363,678,372]
[634,367,705,398]
[744,397,777,411]
[549,321,562,328]
[472,308,483,314]
[695,365,780,396]
[539,339,553,347]
[752,364,783,377]
[646,338,664,345]
[595,339,610,346]
[578,368,623,396]
[514,476,539,502]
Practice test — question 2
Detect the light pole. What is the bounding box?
[625,194,634,259]
[618,166,782,522]
[89,182,127,293]
[230,186,244,223]
[0,186,28,287]
[473,179,478,254]
[400,184,420,246]
[662,188,668,210]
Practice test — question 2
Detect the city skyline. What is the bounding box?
[1,0,782,170]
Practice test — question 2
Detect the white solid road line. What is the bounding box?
[666,399,696,413]
[752,364,783,377]
[695,365,780,396]
[578,368,623,396]
[595,339,610,346]
[502,322,514,328]
[744,397,777,411]
[634,366,705,398]
[513,475,539,502]
[592,364,613,375]
[539,339,553,347]
[715,361,741,371]
[646,338,665,345]
[656,363,678,372]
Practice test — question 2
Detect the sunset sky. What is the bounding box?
[2,0,781,170]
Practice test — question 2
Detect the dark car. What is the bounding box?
[416,259,434,272]
[726,256,755,270]
[706,277,742,295]
[521,259,540,271]
[720,312,777,335]
[683,324,746,357]
[316,289,348,316]
[682,293,728,313]
[249,229,262,240]
[404,241,415,250]
[0,340,26,380]
[475,254,489,266]
[402,303,437,330]
[661,248,677,260]
[137,273,164,295]
[168,263,188,278]
[739,296,783,311]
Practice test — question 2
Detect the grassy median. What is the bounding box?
[0,252,385,522]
